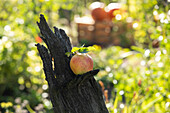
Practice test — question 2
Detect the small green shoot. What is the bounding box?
[65,44,97,57]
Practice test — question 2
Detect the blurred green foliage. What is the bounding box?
[92,0,170,112]
[0,0,169,112]
[93,44,170,112]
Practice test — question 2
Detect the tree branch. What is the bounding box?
[35,43,56,87]
[66,69,100,88]
[36,14,109,113]
[37,14,72,82]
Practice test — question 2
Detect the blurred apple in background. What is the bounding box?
[105,3,121,20]
[89,2,108,21]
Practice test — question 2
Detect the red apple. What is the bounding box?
[105,3,121,20]
[89,2,108,21]
[70,53,93,75]
[91,8,108,21]
[107,9,120,19]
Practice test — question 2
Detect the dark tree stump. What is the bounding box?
[36,14,109,113]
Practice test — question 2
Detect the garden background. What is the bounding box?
[0,0,170,113]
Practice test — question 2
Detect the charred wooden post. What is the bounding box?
[36,14,109,113]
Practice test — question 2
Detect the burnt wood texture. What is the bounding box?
[36,14,109,113]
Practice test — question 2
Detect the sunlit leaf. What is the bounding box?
[71,47,80,53]
[113,96,118,109]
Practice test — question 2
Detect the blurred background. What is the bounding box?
[0,0,170,112]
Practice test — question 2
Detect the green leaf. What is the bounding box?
[87,46,96,51]
[142,96,163,111]
[71,47,80,53]
[78,48,89,53]
[66,44,98,55]
[131,46,145,53]
[65,52,72,57]
[113,95,118,109]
